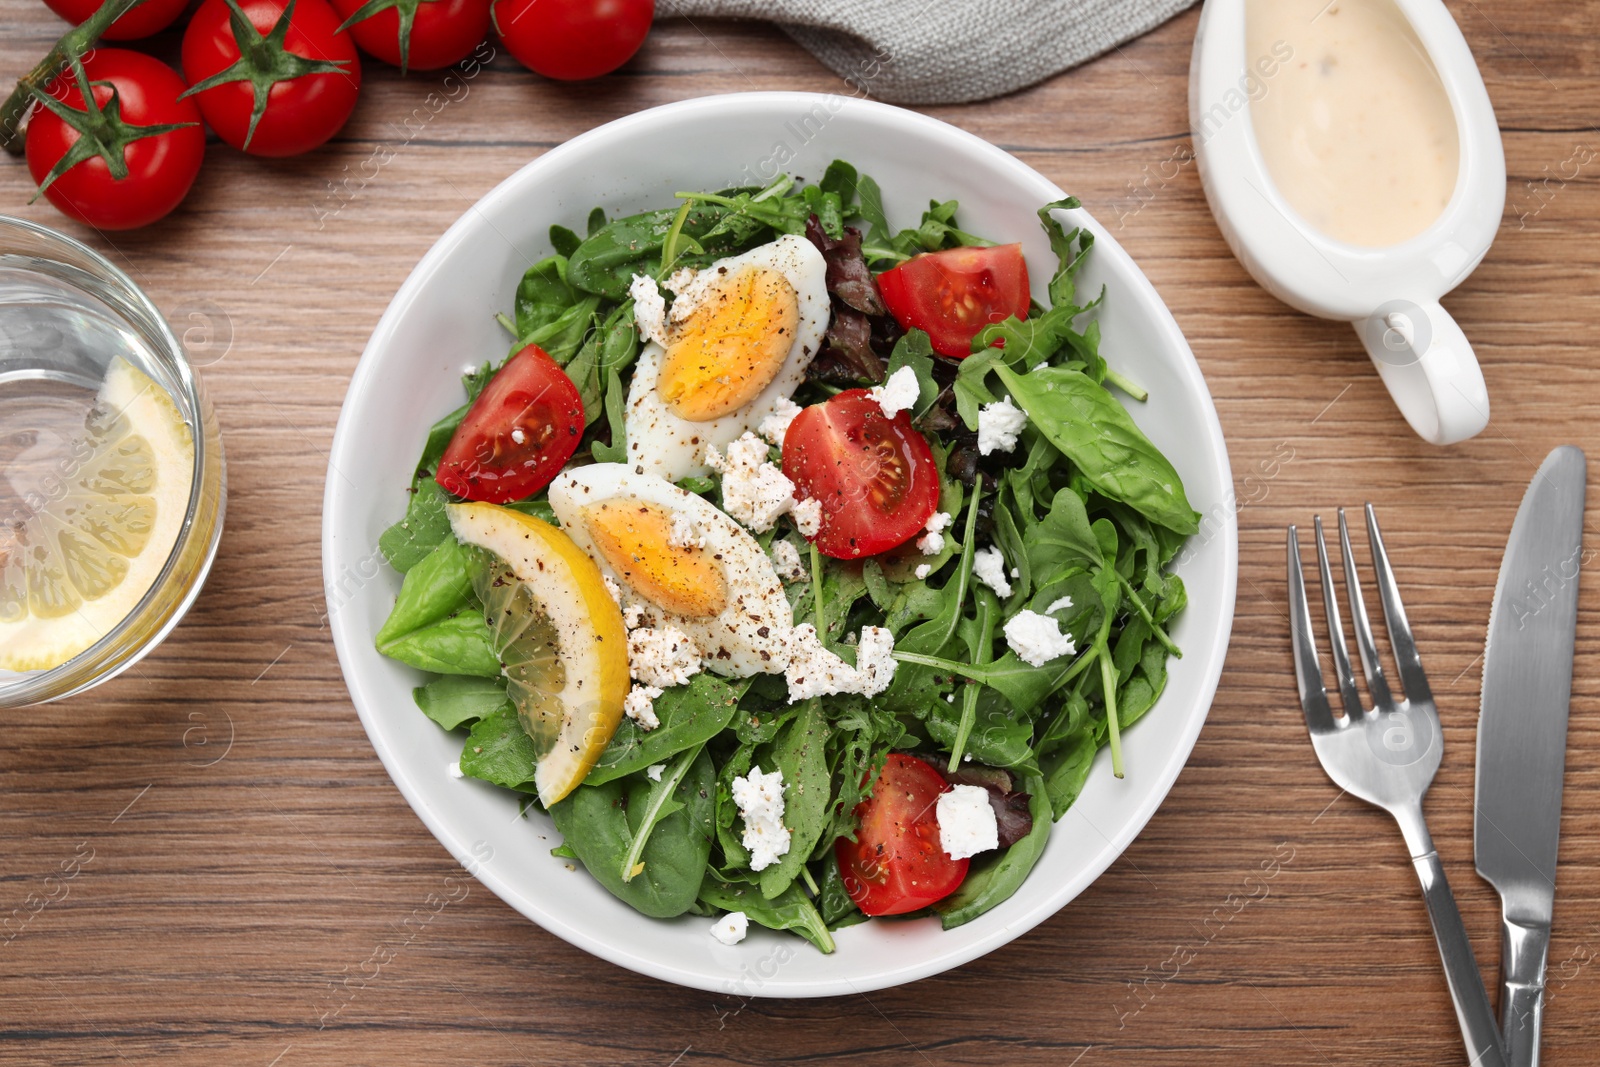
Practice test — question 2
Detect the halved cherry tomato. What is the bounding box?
[781,390,939,560]
[836,753,967,917]
[876,244,1031,359]
[435,344,584,503]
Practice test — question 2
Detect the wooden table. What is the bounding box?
[2,2,1597,1063]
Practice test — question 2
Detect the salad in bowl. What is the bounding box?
[368,158,1200,952]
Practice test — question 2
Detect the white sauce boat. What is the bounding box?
[1190,0,1505,445]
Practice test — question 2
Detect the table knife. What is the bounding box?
[1476,445,1586,1067]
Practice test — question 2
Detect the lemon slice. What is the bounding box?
[1,358,194,671]
[447,501,629,806]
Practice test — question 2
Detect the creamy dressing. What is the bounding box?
[1247,0,1459,247]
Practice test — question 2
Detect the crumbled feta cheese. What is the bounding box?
[731,766,790,871]
[771,539,808,583]
[1003,609,1078,667]
[646,763,666,782]
[915,563,932,580]
[629,273,669,346]
[1010,567,1019,578]
[783,623,895,703]
[854,626,897,694]
[918,510,953,555]
[664,266,697,298]
[704,433,796,533]
[668,510,705,549]
[938,784,1000,860]
[624,684,663,730]
[977,396,1028,456]
[602,575,622,604]
[628,626,702,688]
[868,365,921,418]
[972,546,1013,598]
[1046,595,1075,615]
[622,603,652,631]
[447,761,463,779]
[791,496,822,538]
[758,397,803,448]
[710,911,749,945]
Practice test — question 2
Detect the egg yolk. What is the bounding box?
[583,499,728,618]
[657,265,799,422]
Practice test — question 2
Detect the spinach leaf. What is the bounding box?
[375,536,474,647]
[935,774,1050,928]
[699,874,836,953]
[414,675,510,730]
[550,747,715,918]
[458,705,538,789]
[586,673,744,785]
[817,850,867,929]
[758,700,831,899]
[379,477,452,573]
[618,744,702,883]
[513,255,579,339]
[549,225,582,258]
[995,364,1200,535]
[381,612,500,677]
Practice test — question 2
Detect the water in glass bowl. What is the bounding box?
[1,258,197,676]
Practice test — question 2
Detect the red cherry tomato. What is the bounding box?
[781,390,940,560]
[836,753,968,917]
[43,0,188,39]
[493,0,653,81]
[182,0,362,157]
[25,49,205,231]
[329,0,491,71]
[436,344,585,503]
[876,244,1032,359]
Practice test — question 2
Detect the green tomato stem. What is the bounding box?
[0,0,148,156]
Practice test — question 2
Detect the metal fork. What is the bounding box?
[1287,505,1504,1067]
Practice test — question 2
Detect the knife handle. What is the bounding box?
[1405,842,1506,1066]
[1501,917,1550,1067]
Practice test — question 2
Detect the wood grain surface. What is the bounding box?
[2,2,1599,1063]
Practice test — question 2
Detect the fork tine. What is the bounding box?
[1364,503,1435,704]
[1313,516,1365,720]
[1287,525,1337,733]
[1338,508,1396,709]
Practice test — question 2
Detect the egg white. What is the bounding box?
[548,464,794,678]
[624,234,828,483]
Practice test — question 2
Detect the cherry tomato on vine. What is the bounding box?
[876,244,1031,359]
[25,49,205,230]
[42,0,189,39]
[835,753,968,917]
[493,0,653,81]
[436,344,586,503]
[329,0,491,73]
[781,389,940,559]
[181,0,362,157]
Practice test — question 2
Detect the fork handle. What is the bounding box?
[1412,847,1507,1066]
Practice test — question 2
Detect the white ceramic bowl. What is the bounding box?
[323,92,1237,997]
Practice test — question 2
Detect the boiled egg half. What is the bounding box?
[625,234,828,482]
[548,464,794,677]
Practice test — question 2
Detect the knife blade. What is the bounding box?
[1476,445,1586,1067]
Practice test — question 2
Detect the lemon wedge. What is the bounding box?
[1,358,194,672]
[447,501,629,806]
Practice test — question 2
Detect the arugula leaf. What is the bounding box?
[1026,488,1102,589]
[618,744,702,883]
[995,364,1200,535]
[885,329,939,420]
[414,675,510,730]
